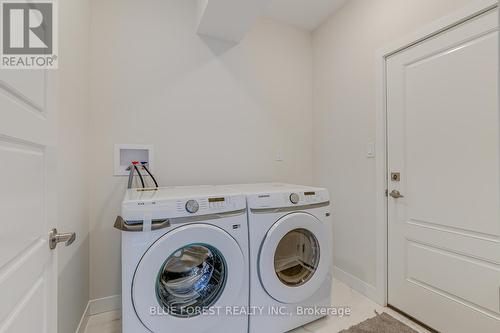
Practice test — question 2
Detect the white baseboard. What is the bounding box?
[75,301,90,333]
[333,266,381,304]
[88,294,122,316]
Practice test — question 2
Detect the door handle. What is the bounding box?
[49,228,76,250]
[389,190,404,199]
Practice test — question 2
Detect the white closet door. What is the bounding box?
[387,7,500,333]
[0,70,57,331]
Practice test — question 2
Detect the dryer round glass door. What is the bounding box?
[274,228,320,287]
[259,212,332,304]
[132,224,245,332]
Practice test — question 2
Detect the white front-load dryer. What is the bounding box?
[116,186,249,333]
[225,183,333,333]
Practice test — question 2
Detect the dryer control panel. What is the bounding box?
[246,187,329,210]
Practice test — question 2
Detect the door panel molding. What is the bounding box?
[0,69,46,113]
[0,278,44,332]
[404,27,498,69]
[404,238,500,319]
[406,220,500,265]
[405,278,500,321]
[407,218,500,242]
[0,239,48,323]
[0,80,45,113]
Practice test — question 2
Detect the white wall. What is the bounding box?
[57,0,91,331]
[312,0,476,299]
[89,0,313,301]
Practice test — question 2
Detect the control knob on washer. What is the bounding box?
[185,200,199,214]
[289,193,300,204]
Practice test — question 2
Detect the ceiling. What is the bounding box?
[265,0,348,31]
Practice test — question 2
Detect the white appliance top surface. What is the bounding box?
[220,183,326,194]
[123,185,242,202]
[124,183,325,202]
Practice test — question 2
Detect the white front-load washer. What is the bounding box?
[224,183,333,333]
[116,186,249,333]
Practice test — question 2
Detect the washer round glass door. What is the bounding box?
[259,212,331,304]
[156,244,226,318]
[133,224,245,332]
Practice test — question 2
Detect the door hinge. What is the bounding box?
[385,189,388,197]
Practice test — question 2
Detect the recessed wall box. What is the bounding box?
[114,144,154,176]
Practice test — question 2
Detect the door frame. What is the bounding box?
[374,0,499,306]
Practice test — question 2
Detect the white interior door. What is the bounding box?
[0,69,58,332]
[387,7,500,333]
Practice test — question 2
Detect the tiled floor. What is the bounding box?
[84,280,431,333]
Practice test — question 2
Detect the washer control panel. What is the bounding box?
[122,190,246,221]
[289,193,300,204]
[185,200,199,214]
[177,196,238,215]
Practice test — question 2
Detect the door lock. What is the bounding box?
[391,172,401,182]
[48,228,76,250]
